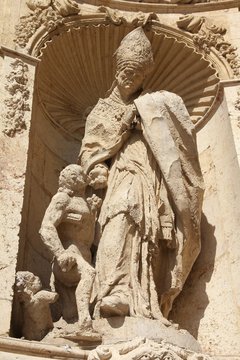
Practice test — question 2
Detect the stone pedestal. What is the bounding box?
[93,317,201,353]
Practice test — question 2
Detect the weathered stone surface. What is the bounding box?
[40,164,102,340]
[170,94,240,355]
[93,317,201,353]
[0,1,240,359]
[15,271,58,341]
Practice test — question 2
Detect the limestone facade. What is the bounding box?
[0,0,240,359]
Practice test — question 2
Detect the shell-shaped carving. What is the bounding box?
[37,24,219,140]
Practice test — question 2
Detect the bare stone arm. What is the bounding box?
[39,192,69,258]
[34,290,59,304]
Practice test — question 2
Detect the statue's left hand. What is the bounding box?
[88,163,109,190]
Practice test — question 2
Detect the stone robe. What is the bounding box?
[79,90,204,318]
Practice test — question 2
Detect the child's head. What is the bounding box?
[88,163,108,189]
[59,164,88,195]
[16,271,42,299]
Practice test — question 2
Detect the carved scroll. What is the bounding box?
[177,14,240,76]
[88,338,212,360]
[98,6,158,26]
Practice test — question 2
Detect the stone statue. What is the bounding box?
[39,164,102,340]
[78,27,204,321]
[15,271,58,341]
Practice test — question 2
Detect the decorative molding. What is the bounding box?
[0,336,87,359]
[65,0,240,15]
[0,336,213,360]
[220,79,240,87]
[177,14,240,77]
[15,0,80,48]
[157,0,209,3]
[176,14,205,33]
[26,0,79,15]
[0,45,40,65]
[234,89,240,111]
[15,8,62,48]
[3,59,30,137]
[88,338,212,360]
[97,6,158,26]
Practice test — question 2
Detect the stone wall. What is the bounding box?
[0,0,240,358]
[171,91,240,356]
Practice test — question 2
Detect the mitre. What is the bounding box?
[114,27,154,74]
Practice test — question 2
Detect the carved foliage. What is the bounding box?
[3,59,30,137]
[26,0,52,10]
[177,14,240,76]
[88,338,211,360]
[234,90,240,111]
[176,15,205,34]
[98,6,158,27]
[15,0,79,48]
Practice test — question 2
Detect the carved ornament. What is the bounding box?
[3,59,30,137]
[88,338,211,360]
[177,14,240,76]
[64,0,240,15]
[98,6,158,26]
[15,0,79,48]
[234,89,240,111]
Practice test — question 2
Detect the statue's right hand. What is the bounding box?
[122,107,137,129]
[56,252,77,273]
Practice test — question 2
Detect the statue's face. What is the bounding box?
[60,165,86,192]
[75,172,87,190]
[31,276,42,294]
[116,64,145,96]
[70,170,86,192]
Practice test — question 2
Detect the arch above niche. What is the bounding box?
[73,0,240,14]
[33,16,228,140]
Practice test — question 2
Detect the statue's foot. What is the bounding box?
[61,327,102,342]
[74,327,102,342]
[100,295,129,317]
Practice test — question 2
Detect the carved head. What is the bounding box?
[16,271,42,300]
[115,27,154,74]
[59,164,88,195]
[114,27,154,95]
[115,64,146,98]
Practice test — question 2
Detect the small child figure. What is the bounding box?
[15,271,58,341]
[39,164,102,340]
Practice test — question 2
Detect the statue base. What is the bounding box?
[44,317,201,353]
[93,317,201,353]
[41,317,211,359]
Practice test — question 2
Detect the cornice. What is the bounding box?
[78,0,240,14]
[0,336,88,359]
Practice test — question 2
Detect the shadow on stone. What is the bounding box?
[170,213,217,338]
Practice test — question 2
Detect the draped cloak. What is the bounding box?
[79,90,204,317]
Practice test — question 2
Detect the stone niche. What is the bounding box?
[1,6,240,360]
[13,19,219,325]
